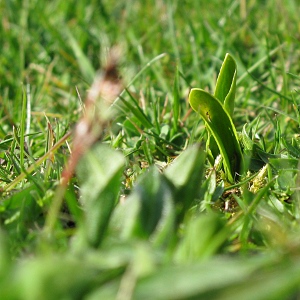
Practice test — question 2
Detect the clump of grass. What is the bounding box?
[1,0,300,299]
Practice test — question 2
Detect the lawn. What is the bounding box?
[1,0,300,299]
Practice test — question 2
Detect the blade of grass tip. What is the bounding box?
[20,87,27,170]
[172,67,180,133]
[44,118,55,180]
[25,83,31,147]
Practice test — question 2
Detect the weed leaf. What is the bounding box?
[214,53,237,117]
[112,167,175,246]
[189,89,242,183]
[77,144,124,247]
[165,145,206,215]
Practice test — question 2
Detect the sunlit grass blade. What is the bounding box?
[64,28,95,84]
[20,88,27,169]
[172,67,180,133]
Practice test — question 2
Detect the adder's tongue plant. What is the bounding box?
[189,53,243,183]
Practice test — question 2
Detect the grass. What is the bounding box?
[1,0,300,298]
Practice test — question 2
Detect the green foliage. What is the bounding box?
[214,53,237,117]
[189,88,242,183]
[76,144,125,247]
[189,65,241,183]
[1,0,300,298]
[189,54,243,183]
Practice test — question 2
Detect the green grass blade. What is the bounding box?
[189,88,243,183]
[113,53,167,105]
[64,29,95,84]
[120,91,153,129]
[237,43,286,84]
[20,88,27,169]
[172,67,180,133]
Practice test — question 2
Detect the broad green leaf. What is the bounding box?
[12,253,125,300]
[77,144,125,247]
[214,257,300,300]
[189,89,243,183]
[175,213,229,263]
[164,145,206,217]
[133,256,270,300]
[208,53,237,161]
[165,145,205,189]
[214,53,237,117]
[111,167,175,246]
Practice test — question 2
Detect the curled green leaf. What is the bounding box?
[189,88,243,183]
[214,53,237,117]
